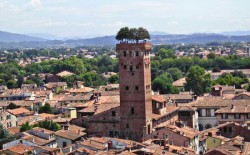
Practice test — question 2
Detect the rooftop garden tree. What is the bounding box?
[116,27,151,43]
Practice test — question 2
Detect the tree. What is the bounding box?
[24,80,36,84]
[6,80,17,89]
[39,103,53,114]
[156,48,176,59]
[216,73,249,89]
[212,67,221,72]
[19,120,61,132]
[246,83,250,92]
[152,77,167,94]
[6,102,18,110]
[134,27,151,43]
[207,53,216,59]
[185,65,211,96]
[231,70,247,78]
[152,73,176,94]
[115,27,151,43]
[109,74,119,84]
[0,124,14,149]
[115,27,130,42]
[166,68,183,81]
[36,120,61,131]
[20,122,32,132]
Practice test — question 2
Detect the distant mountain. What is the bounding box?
[0,31,47,42]
[26,33,62,40]
[1,32,250,49]
[221,31,250,36]
[150,31,170,35]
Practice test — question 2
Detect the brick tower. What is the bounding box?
[117,42,152,141]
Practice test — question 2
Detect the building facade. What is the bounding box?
[117,42,153,141]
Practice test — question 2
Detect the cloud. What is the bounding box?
[28,0,41,8]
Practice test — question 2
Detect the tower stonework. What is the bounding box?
[117,42,152,141]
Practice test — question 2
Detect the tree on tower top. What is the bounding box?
[116,27,151,43]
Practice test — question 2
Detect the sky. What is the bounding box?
[0,0,250,37]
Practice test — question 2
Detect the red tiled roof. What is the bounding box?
[7,144,33,154]
[55,129,85,140]
[8,107,30,115]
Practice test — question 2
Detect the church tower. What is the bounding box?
[117,42,152,141]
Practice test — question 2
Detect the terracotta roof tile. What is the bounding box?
[7,126,21,135]
[45,82,67,89]
[55,129,85,140]
[31,127,55,134]
[22,134,56,146]
[6,144,33,154]
[56,71,74,77]
[172,78,186,87]
[8,107,31,116]
[39,113,57,119]
[216,105,250,113]
[67,87,94,93]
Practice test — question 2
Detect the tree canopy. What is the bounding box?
[185,65,211,96]
[0,124,14,149]
[6,102,18,110]
[39,103,53,114]
[20,120,61,132]
[152,73,179,94]
[116,27,150,43]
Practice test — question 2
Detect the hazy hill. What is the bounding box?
[1,31,250,49]
[0,31,47,42]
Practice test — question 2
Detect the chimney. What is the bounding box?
[64,121,70,130]
[94,105,98,112]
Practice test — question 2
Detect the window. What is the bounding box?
[223,127,227,132]
[198,110,202,117]
[126,124,129,128]
[135,86,139,90]
[112,111,116,116]
[146,85,151,90]
[63,142,67,148]
[229,127,232,132]
[131,107,135,115]
[136,51,139,56]
[125,86,129,90]
[130,65,133,72]
[247,113,250,119]
[221,113,228,119]
[178,111,190,117]
[234,113,241,119]
[206,109,211,117]
[205,124,212,129]
[123,51,126,57]
[124,65,127,69]
[136,65,139,69]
